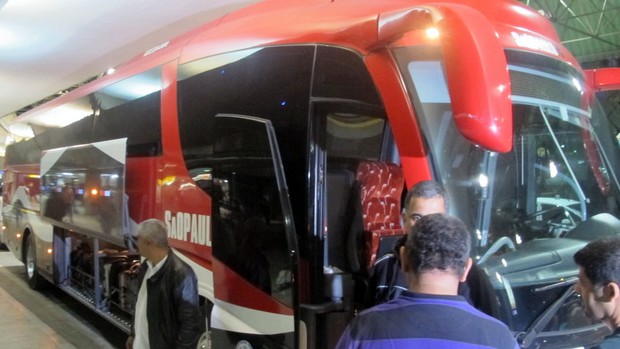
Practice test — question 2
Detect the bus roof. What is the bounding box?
[15,0,578,125]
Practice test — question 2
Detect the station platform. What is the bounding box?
[0,250,123,349]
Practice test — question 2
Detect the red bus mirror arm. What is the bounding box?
[378,4,513,153]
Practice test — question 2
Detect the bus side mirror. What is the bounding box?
[437,4,512,153]
[378,4,513,153]
[585,68,620,92]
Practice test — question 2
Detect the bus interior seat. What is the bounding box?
[347,161,404,273]
[326,168,355,271]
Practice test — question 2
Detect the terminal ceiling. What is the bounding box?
[519,0,620,67]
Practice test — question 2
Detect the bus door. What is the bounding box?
[175,45,316,349]
[206,114,297,349]
[299,45,401,349]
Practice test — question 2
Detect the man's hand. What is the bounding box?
[126,336,134,349]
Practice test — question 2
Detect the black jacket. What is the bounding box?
[132,250,204,349]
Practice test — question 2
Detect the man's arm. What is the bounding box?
[174,268,205,349]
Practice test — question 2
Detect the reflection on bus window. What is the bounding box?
[187,117,292,306]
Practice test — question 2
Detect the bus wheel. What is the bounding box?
[24,234,46,290]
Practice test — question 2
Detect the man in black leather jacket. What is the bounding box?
[365,180,500,318]
[126,219,204,349]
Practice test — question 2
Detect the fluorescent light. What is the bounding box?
[29,105,92,128]
[549,161,558,178]
[8,123,34,138]
[479,173,489,188]
[0,26,16,47]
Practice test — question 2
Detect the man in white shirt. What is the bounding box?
[126,219,204,349]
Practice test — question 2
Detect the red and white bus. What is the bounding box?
[3,0,620,348]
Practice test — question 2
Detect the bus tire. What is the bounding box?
[24,233,46,290]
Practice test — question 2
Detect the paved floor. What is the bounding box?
[0,250,125,349]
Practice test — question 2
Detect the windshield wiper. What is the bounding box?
[534,276,577,293]
[519,282,576,348]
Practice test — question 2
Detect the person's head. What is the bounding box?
[136,219,169,261]
[400,213,472,285]
[402,180,448,231]
[574,237,620,329]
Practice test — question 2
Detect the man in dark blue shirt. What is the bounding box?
[366,180,499,318]
[336,213,518,349]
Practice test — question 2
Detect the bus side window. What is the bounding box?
[207,116,290,299]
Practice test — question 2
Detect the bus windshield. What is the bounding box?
[394,45,620,339]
